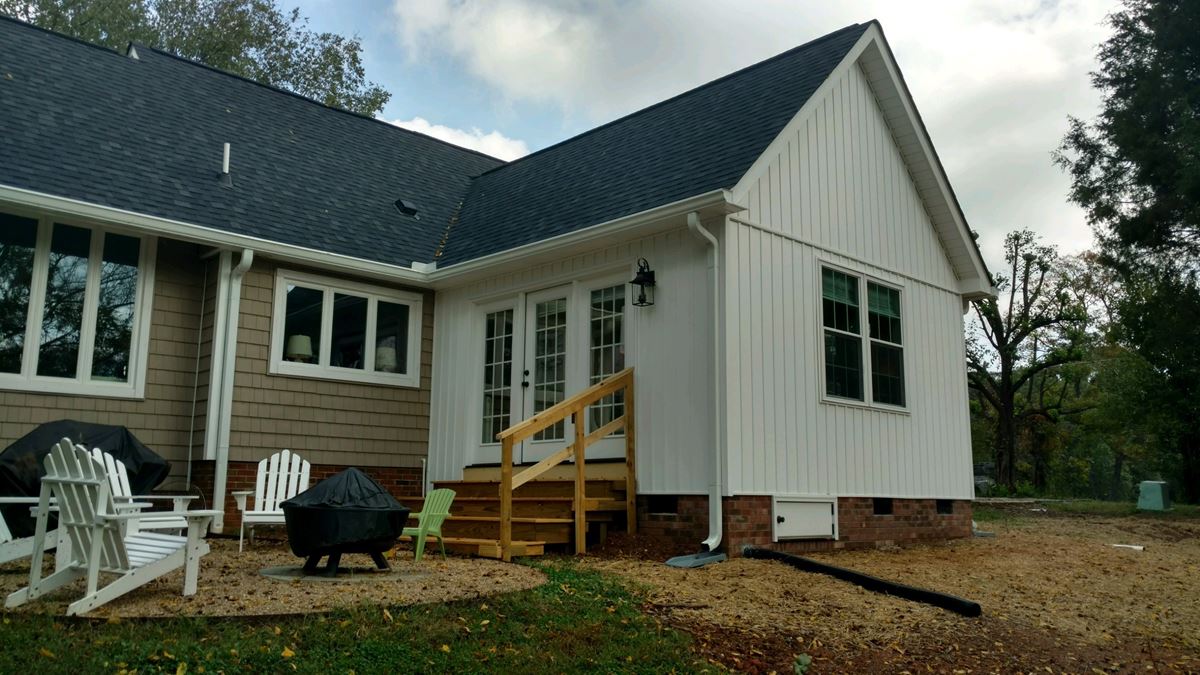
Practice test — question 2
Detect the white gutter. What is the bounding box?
[210,248,253,532]
[0,185,425,285]
[427,189,742,287]
[687,212,724,552]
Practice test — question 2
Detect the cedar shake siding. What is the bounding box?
[0,239,208,481]
[225,259,433,470]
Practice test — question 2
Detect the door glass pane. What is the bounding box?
[0,213,38,374]
[331,293,367,369]
[91,233,140,382]
[588,285,625,433]
[37,223,91,378]
[283,285,322,364]
[533,298,567,441]
[374,300,410,374]
[481,309,514,444]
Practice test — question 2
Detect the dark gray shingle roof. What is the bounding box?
[437,22,868,265]
[0,16,503,268]
[0,16,867,268]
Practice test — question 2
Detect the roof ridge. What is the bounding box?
[0,13,132,60]
[474,21,869,177]
[137,44,508,166]
[0,13,504,167]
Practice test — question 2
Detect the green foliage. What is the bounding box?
[794,653,813,674]
[1055,0,1200,258]
[0,0,390,115]
[0,560,711,673]
[1055,0,1200,502]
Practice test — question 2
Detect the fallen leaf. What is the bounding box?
[38,647,55,659]
[440,644,450,653]
[282,647,295,659]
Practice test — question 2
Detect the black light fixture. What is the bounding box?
[630,257,656,307]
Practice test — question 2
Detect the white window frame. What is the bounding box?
[816,259,908,414]
[268,268,424,388]
[0,213,157,399]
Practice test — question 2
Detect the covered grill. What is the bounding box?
[281,468,409,576]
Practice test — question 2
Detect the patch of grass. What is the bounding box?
[1049,500,1200,519]
[970,505,1029,524]
[0,560,715,674]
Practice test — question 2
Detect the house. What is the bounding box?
[0,16,993,559]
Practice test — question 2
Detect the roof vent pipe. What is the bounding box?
[219,143,233,187]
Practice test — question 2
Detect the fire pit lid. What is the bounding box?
[282,467,402,510]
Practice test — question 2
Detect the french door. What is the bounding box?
[478,279,627,464]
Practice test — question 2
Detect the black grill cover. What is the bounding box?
[0,420,171,537]
[281,468,409,558]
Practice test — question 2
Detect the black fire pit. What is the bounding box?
[281,468,410,576]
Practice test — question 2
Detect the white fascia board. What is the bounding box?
[729,22,993,290]
[855,26,993,287]
[0,184,744,290]
[426,189,745,289]
[0,184,428,286]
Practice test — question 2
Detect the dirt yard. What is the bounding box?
[0,536,544,618]
[585,509,1200,673]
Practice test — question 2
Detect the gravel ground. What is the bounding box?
[0,537,545,618]
[583,513,1200,673]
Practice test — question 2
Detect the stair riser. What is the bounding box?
[441,521,572,544]
[435,482,626,500]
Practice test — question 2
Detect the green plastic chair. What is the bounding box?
[402,488,455,562]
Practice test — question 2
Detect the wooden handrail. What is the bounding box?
[496,367,636,561]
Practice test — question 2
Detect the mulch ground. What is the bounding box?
[583,512,1200,674]
[0,535,545,618]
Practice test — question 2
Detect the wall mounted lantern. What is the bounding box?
[630,258,656,307]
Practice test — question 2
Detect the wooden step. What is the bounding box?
[398,535,544,558]
[440,518,572,545]
[434,479,627,500]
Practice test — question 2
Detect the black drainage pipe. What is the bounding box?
[742,546,982,618]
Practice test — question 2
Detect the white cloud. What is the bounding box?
[387,116,529,160]
[391,0,1119,268]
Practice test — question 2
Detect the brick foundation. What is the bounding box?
[189,460,423,531]
[638,494,972,555]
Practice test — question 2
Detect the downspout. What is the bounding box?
[686,212,724,552]
[211,248,253,532]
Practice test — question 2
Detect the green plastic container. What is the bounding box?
[1137,481,1171,511]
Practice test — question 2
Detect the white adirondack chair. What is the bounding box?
[0,497,57,565]
[231,449,310,551]
[88,448,197,534]
[4,439,220,616]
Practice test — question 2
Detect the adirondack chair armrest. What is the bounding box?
[100,509,222,522]
[126,495,199,502]
[231,491,253,513]
[0,497,41,504]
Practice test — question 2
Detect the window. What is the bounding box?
[0,212,154,397]
[936,499,954,515]
[820,265,906,409]
[588,284,625,433]
[270,270,423,387]
[873,497,894,516]
[481,308,514,444]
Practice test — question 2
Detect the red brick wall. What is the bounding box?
[638,494,972,555]
[190,459,423,530]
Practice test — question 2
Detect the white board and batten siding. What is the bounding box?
[427,229,716,495]
[724,60,974,501]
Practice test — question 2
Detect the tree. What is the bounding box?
[1055,0,1200,260]
[1,0,389,115]
[1057,0,1200,501]
[966,230,1089,490]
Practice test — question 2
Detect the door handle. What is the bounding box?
[776,515,785,524]
[521,369,530,388]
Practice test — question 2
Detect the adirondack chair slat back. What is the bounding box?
[89,447,132,499]
[0,509,12,544]
[420,488,456,532]
[43,439,129,570]
[255,449,310,513]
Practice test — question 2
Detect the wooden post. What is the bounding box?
[624,377,637,534]
[499,437,514,562]
[573,408,587,554]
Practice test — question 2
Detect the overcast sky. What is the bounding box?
[295,0,1118,270]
